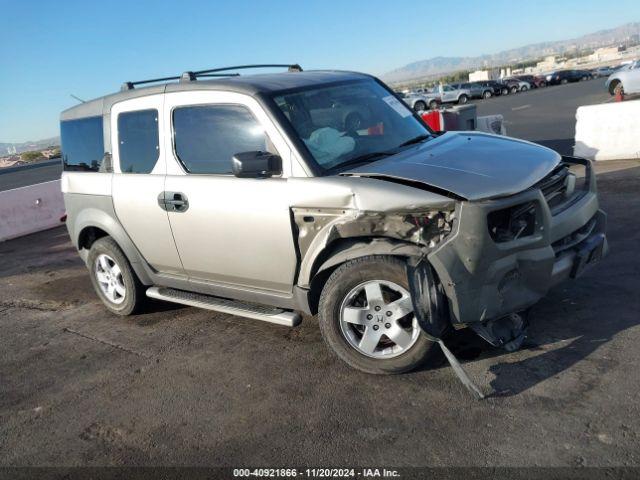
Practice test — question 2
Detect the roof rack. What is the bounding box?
[121,64,303,91]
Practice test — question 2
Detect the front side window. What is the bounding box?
[173,105,268,174]
[117,109,159,173]
[60,116,104,172]
[272,79,432,173]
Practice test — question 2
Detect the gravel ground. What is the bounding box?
[1,160,639,469]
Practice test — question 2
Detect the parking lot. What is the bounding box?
[1,81,640,469]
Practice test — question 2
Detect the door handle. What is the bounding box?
[158,191,189,212]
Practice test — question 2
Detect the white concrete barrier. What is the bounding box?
[0,180,64,242]
[574,100,640,160]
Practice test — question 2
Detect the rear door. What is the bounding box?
[162,91,298,293]
[111,95,184,275]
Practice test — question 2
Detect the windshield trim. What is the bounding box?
[265,77,434,177]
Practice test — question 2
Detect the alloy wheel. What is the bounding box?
[94,254,126,304]
[339,280,420,359]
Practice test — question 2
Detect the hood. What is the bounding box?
[341,132,561,201]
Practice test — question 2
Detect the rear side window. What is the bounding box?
[60,116,104,172]
[117,109,159,173]
[172,105,267,174]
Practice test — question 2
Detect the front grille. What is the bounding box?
[538,164,570,210]
[534,161,587,215]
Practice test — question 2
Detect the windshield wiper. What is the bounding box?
[397,134,432,148]
[326,151,395,173]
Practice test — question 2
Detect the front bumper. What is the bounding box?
[428,159,608,325]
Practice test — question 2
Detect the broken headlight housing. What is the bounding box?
[487,201,537,243]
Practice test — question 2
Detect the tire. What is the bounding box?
[428,100,438,110]
[413,100,427,112]
[538,81,546,88]
[318,256,440,374]
[609,80,622,96]
[87,236,147,316]
[520,85,528,92]
[613,82,624,96]
[510,86,518,93]
[483,90,492,99]
[457,94,468,104]
[560,78,568,85]
[501,87,509,95]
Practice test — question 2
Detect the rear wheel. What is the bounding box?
[457,94,468,104]
[538,81,546,88]
[414,100,427,112]
[501,87,509,95]
[428,100,439,110]
[510,85,518,93]
[318,256,440,374]
[561,78,568,85]
[88,236,147,316]
[520,85,529,91]
[483,90,492,99]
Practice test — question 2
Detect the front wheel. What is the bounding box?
[483,90,492,99]
[457,94,468,104]
[87,236,147,316]
[501,87,509,95]
[428,100,439,110]
[318,256,440,374]
[510,86,518,93]
[413,100,427,112]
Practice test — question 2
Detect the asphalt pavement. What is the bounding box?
[473,78,610,155]
[0,161,62,192]
[1,159,639,468]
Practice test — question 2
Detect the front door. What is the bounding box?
[162,91,298,293]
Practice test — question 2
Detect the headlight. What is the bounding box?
[487,202,538,243]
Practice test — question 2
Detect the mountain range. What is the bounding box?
[0,137,60,156]
[383,22,640,83]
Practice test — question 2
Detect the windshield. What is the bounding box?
[272,79,432,173]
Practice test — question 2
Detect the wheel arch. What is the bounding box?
[72,207,153,285]
[303,237,424,315]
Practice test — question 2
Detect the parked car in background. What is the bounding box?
[471,80,509,97]
[449,82,486,100]
[591,66,615,78]
[434,84,472,104]
[514,74,547,88]
[397,91,441,111]
[501,77,531,93]
[605,60,640,95]
[545,69,592,85]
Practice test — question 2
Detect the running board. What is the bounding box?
[146,287,301,327]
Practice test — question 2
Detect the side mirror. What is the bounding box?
[232,151,282,178]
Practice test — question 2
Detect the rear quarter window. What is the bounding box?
[60,116,104,172]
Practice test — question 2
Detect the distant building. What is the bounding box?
[536,55,558,72]
[588,46,624,63]
[468,69,499,82]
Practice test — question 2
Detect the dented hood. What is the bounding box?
[341,132,561,201]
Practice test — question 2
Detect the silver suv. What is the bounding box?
[60,65,607,374]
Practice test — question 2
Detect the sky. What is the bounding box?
[1,0,639,143]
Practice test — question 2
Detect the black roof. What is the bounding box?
[61,70,372,121]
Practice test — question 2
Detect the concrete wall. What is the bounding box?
[0,180,65,242]
[574,100,640,161]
